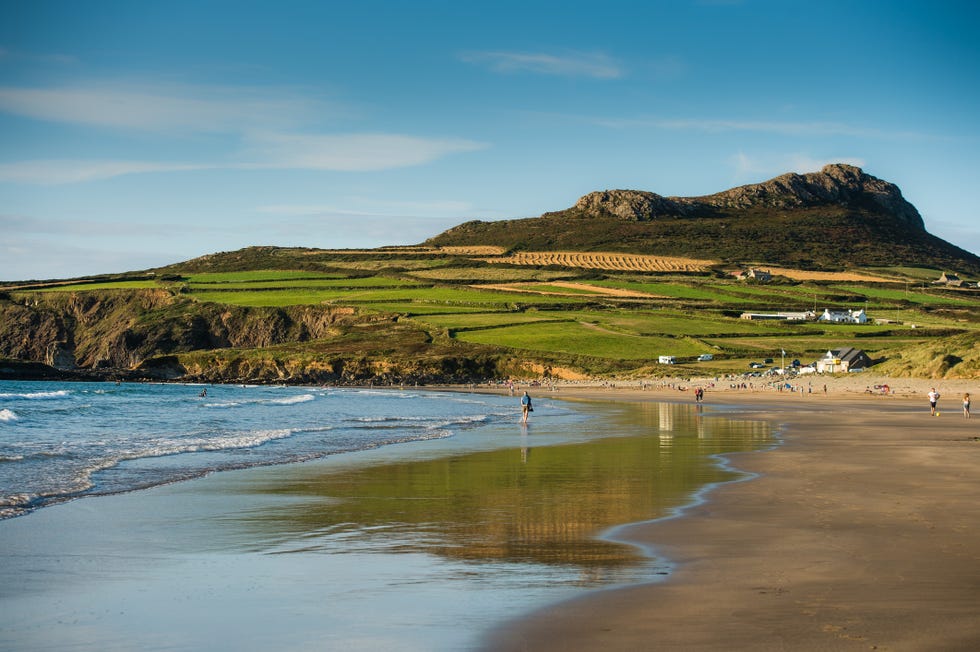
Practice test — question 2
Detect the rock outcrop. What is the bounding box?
[424,163,979,271]
[574,189,680,221]
[573,164,924,229]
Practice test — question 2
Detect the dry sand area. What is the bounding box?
[485,383,980,651]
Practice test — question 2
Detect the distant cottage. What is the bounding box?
[815,347,873,373]
[934,272,961,286]
[818,308,868,324]
[733,268,772,283]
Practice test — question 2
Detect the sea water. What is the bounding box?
[0,380,774,651]
[0,380,533,519]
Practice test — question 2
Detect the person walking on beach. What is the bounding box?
[964,393,971,418]
[521,391,532,423]
[928,388,940,416]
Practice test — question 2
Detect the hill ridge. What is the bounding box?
[574,164,923,228]
[426,164,978,273]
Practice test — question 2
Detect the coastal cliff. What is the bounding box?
[0,289,519,384]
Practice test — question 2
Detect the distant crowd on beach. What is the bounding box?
[489,376,977,424]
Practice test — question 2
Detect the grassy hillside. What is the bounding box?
[425,206,980,274]
[4,246,979,382]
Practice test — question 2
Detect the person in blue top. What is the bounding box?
[521,391,532,423]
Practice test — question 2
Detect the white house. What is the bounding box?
[733,268,772,282]
[934,272,961,286]
[818,308,867,324]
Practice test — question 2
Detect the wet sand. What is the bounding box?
[3,379,977,650]
[0,391,771,651]
[484,384,980,651]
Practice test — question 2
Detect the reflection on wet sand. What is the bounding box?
[238,402,772,586]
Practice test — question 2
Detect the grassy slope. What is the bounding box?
[425,206,980,274]
[10,247,979,380]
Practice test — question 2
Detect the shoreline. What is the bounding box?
[3,378,979,649]
[0,384,770,651]
[483,386,980,651]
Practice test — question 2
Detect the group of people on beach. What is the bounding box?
[928,388,971,418]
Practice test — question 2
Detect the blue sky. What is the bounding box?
[2,0,978,281]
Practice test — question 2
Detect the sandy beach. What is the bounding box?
[2,377,978,650]
[484,377,980,651]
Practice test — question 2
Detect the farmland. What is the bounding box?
[479,251,715,273]
[4,246,980,381]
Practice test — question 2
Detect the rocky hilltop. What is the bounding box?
[574,164,924,228]
[427,164,978,272]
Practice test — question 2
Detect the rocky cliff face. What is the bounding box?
[0,289,356,373]
[573,164,924,228]
[0,289,521,385]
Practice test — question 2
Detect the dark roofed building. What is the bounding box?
[935,272,962,286]
[815,347,873,373]
[835,347,872,370]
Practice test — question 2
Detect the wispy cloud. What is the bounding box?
[0,47,77,65]
[460,50,623,79]
[0,212,203,237]
[0,133,488,184]
[0,159,218,184]
[0,80,488,183]
[0,82,324,132]
[240,132,487,172]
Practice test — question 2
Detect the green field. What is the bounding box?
[411,312,572,330]
[10,247,980,379]
[455,321,710,360]
[33,280,162,292]
[186,278,419,290]
[405,267,578,282]
[829,285,976,307]
[184,270,346,283]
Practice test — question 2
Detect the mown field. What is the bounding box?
[9,247,980,379]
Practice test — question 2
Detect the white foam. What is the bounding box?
[129,428,297,459]
[0,408,18,422]
[0,390,70,400]
[204,394,315,409]
[0,493,35,519]
[354,415,431,423]
[267,394,315,405]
